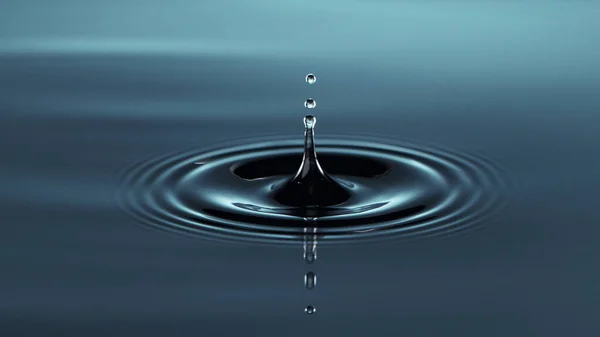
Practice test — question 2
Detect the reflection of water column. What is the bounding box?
[303,217,317,314]
[303,225,317,264]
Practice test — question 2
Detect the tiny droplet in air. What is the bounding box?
[304,98,316,109]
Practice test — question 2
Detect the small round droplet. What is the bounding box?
[305,73,316,84]
[304,272,316,289]
[304,98,316,109]
[305,305,316,314]
[304,115,316,129]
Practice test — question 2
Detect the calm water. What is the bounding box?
[1,1,600,336]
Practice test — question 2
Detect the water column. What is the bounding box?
[303,73,317,315]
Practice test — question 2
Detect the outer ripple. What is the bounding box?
[115,135,511,245]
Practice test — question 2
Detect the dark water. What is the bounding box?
[2,1,600,336]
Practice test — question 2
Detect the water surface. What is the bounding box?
[1,1,600,336]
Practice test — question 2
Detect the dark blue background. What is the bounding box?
[1,1,600,336]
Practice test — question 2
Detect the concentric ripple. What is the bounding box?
[116,135,509,245]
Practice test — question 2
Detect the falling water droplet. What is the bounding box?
[305,73,316,84]
[304,115,316,129]
[304,272,316,289]
[305,305,316,314]
[304,98,316,109]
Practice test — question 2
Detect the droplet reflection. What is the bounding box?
[305,305,316,314]
[304,271,316,289]
[303,226,317,264]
